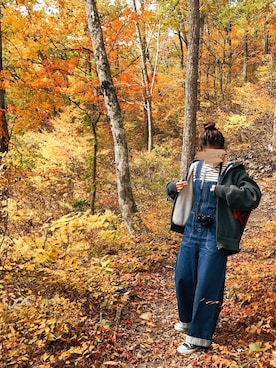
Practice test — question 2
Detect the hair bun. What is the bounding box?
[203,122,216,130]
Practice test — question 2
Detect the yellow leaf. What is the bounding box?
[58,346,85,360]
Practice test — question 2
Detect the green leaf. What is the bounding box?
[249,343,262,352]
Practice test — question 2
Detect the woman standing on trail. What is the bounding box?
[166,122,261,355]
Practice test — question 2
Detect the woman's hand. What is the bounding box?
[210,185,216,192]
[176,180,188,192]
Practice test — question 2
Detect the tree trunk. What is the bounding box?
[243,33,249,83]
[0,7,9,154]
[178,31,185,70]
[132,0,160,152]
[132,0,153,151]
[264,20,269,55]
[181,0,200,175]
[89,111,100,215]
[84,0,137,232]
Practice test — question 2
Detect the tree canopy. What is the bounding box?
[1,0,275,144]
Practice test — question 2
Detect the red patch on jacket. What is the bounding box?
[232,209,250,225]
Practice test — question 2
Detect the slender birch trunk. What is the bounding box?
[132,0,160,152]
[84,0,137,232]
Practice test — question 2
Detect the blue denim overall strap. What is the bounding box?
[192,161,217,218]
[175,160,228,347]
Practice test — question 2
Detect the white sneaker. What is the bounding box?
[174,321,188,332]
[177,342,199,355]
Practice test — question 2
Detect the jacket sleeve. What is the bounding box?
[166,181,178,200]
[214,171,262,211]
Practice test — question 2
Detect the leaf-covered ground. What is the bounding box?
[0,170,275,367]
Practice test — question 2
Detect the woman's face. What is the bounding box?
[202,145,225,150]
[196,147,226,165]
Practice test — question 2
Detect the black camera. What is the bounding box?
[197,214,213,227]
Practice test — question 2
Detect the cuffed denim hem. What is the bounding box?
[186,335,212,348]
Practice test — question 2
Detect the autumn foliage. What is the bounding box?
[0,0,275,367]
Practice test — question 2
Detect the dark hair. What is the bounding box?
[199,122,225,149]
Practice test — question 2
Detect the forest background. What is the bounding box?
[0,0,275,367]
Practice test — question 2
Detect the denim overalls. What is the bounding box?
[175,161,228,347]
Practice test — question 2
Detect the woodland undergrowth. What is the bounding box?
[0,86,275,367]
